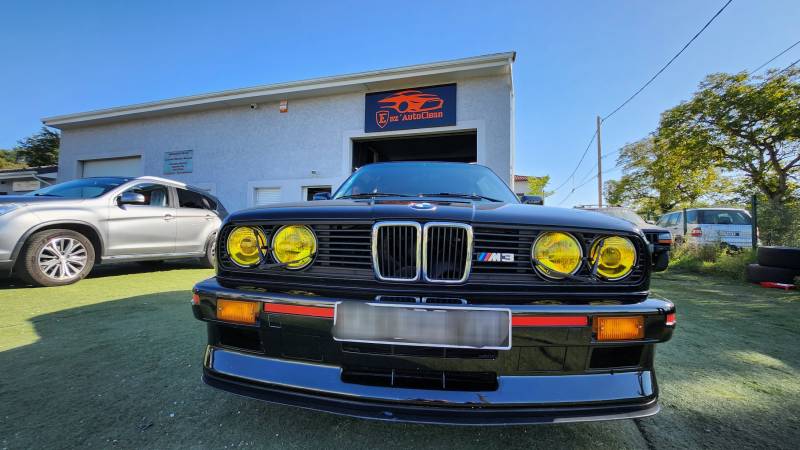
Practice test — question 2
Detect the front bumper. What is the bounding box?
[204,347,659,425]
[194,277,674,425]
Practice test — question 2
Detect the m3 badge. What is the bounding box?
[476,252,515,262]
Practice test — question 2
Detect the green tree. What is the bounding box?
[659,68,800,204]
[15,127,60,167]
[0,149,24,169]
[526,175,554,198]
[605,136,725,217]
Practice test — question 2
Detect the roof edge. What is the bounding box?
[43,52,515,128]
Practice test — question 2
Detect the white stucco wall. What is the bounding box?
[58,74,513,212]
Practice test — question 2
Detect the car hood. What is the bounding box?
[229,199,640,233]
[0,195,86,205]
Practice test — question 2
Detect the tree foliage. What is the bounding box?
[15,127,60,167]
[0,149,24,170]
[659,68,800,203]
[604,136,726,217]
[526,175,554,197]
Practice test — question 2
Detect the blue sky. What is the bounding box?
[1,0,798,206]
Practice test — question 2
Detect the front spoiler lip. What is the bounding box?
[203,346,660,425]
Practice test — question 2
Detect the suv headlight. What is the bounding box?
[271,225,317,270]
[589,236,637,280]
[0,204,20,216]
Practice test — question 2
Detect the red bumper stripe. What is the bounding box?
[264,303,334,318]
[512,316,588,327]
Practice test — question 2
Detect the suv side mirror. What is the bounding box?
[118,192,147,206]
[521,195,544,205]
[312,192,331,201]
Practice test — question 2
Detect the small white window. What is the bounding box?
[254,187,281,206]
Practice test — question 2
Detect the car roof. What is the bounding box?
[83,176,216,197]
[662,207,748,214]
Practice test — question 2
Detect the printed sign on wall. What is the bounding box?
[164,150,193,175]
[365,84,456,132]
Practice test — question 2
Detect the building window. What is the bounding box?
[304,186,332,201]
[254,187,281,206]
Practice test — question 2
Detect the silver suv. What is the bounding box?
[656,207,754,249]
[0,176,226,287]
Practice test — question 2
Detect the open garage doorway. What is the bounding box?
[352,131,477,171]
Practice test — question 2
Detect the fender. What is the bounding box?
[10,220,107,263]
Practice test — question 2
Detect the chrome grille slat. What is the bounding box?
[423,222,472,283]
[372,222,421,281]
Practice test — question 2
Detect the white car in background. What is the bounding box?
[656,207,754,248]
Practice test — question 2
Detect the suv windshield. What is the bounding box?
[333,163,519,203]
[27,178,127,199]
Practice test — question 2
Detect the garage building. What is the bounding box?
[43,52,516,212]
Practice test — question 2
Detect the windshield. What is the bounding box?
[27,178,127,199]
[592,208,650,227]
[333,163,520,203]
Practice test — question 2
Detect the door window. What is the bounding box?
[305,186,332,201]
[123,183,169,207]
[177,188,214,210]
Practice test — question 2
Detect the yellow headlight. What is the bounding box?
[226,226,266,267]
[532,232,583,279]
[589,236,637,280]
[271,225,317,269]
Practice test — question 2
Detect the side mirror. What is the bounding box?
[312,192,331,201]
[521,195,544,205]
[118,192,147,206]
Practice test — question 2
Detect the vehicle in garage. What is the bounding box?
[577,206,672,271]
[0,176,226,286]
[192,162,676,425]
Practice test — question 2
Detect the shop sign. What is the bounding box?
[164,150,193,174]
[365,84,456,132]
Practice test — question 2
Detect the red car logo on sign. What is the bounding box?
[378,90,445,113]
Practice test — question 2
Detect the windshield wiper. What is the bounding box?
[338,192,414,199]
[419,192,502,202]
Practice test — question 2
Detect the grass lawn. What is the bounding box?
[1,265,798,449]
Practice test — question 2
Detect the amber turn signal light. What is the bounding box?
[593,316,644,341]
[217,299,260,324]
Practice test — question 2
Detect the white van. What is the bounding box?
[657,208,754,248]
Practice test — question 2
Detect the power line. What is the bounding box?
[749,39,800,74]
[601,0,733,122]
[551,130,597,193]
[550,0,733,202]
[557,167,619,206]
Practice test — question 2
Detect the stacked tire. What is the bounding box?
[746,246,800,284]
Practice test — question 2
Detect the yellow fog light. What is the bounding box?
[532,231,583,279]
[589,236,636,280]
[271,225,317,269]
[217,299,260,324]
[226,226,266,267]
[593,316,644,341]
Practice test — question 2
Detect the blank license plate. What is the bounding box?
[718,231,739,236]
[333,302,511,350]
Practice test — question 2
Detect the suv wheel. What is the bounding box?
[200,234,217,269]
[17,229,95,287]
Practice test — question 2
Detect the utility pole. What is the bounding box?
[596,115,603,207]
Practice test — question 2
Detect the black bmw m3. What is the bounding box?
[192,162,675,425]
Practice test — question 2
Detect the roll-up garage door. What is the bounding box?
[81,157,143,178]
[254,187,281,205]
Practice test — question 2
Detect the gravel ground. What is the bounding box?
[0,265,797,449]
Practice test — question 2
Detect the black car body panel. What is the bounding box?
[193,163,675,425]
